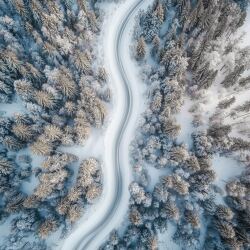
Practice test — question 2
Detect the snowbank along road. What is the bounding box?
[61,0,148,249]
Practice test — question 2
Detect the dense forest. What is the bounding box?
[0,0,107,248]
[101,0,250,249]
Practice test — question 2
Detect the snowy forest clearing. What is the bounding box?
[158,223,180,250]
[212,155,244,203]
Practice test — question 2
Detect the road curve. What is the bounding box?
[76,0,144,249]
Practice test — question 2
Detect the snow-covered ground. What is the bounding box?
[158,223,181,250]
[0,96,26,117]
[175,97,194,149]
[0,215,16,245]
[212,154,244,205]
[146,164,171,192]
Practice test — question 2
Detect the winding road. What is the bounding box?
[76,0,144,249]
[61,0,148,249]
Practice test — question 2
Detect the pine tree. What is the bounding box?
[30,138,53,156]
[160,199,179,221]
[98,67,108,82]
[38,219,57,239]
[34,90,57,109]
[215,205,234,221]
[214,220,235,239]
[184,155,200,172]
[129,207,143,226]
[14,80,35,102]
[221,65,245,88]
[162,118,181,139]
[3,136,24,151]
[86,183,102,203]
[154,2,165,24]
[75,125,90,144]
[136,37,146,60]
[217,97,236,109]
[226,180,246,197]
[12,124,34,141]
[23,195,39,208]
[44,124,63,142]
[64,101,76,116]
[0,156,14,176]
[53,67,78,99]
[73,50,92,73]
[152,35,160,56]
[67,187,82,202]
[5,192,25,213]
[184,209,200,228]
[67,204,82,223]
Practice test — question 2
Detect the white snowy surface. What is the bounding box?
[61,0,149,249]
[175,97,194,149]
[21,174,39,195]
[59,128,105,184]
[146,164,171,192]
[212,154,244,204]
[239,6,250,47]
[158,223,180,250]
[0,102,26,116]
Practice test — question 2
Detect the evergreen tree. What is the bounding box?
[136,37,146,60]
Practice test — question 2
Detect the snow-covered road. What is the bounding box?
[62,0,150,249]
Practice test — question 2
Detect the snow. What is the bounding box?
[21,174,39,195]
[199,215,209,247]
[159,8,175,37]
[211,154,244,204]
[0,98,26,116]
[60,129,105,161]
[158,223,180,250]
[239,6,250,48]
[0,215,15,243]
[175,97,194,149]
[146,164,172,192]
[46,226,64,249]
